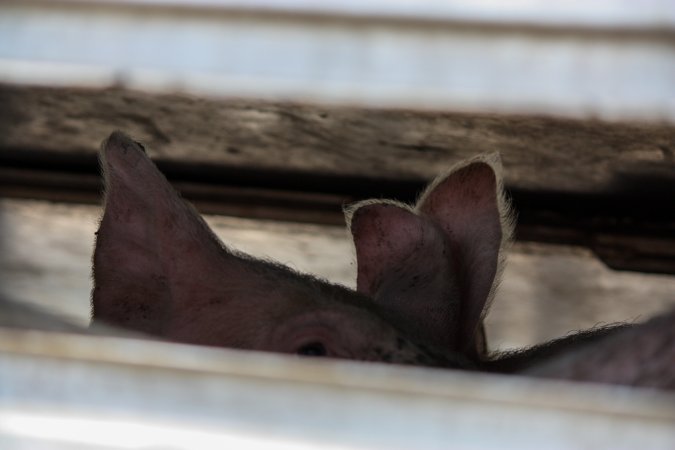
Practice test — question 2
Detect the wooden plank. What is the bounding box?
[2,85,675,195]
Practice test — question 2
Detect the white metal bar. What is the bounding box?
[0,1,674,122]
[9,0,675,30]
[0,328,674,449]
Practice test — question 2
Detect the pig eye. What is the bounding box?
[296,342,327,357]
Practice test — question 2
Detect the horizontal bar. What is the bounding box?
[12,0,675,29]
[1,327,674,449]
[1,1,674,121]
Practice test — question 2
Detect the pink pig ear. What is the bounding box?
[347,202,463,352]
[92,131,233,335]
[416,154,513,357]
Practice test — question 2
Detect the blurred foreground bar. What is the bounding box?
[1,326,674,449]
[0,0,674,122]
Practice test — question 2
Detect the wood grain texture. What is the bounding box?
[2,84,674,194]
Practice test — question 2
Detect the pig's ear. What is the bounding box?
[347,202,463,352]
[416,153,514,357]
[92,131,231,335]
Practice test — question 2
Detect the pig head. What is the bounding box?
[91,131,472,369]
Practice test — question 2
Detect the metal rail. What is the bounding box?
[1,0,674,121]
[1,327,674,449]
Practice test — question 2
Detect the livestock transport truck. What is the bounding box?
[1,1,674,448]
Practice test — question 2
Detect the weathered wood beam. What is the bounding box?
[2,85,675,195]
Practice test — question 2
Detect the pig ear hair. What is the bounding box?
[416,152,514,357]
[346,201,463,352]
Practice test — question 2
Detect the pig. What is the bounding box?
[347,154,674,388]
[522,310,675,388]
[91,131,474,369]
[92,132,674,389]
